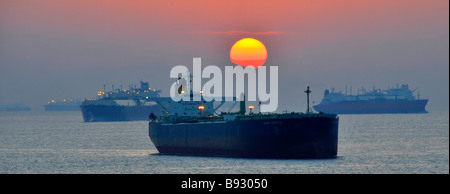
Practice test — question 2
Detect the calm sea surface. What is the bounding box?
[0,111,448,174]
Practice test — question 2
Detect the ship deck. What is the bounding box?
[154,112,337,124]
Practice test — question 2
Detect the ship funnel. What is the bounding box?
[239,93,246,115]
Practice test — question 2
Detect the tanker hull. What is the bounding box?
[149,115,339,159]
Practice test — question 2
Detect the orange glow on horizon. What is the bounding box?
[230,38,267,68]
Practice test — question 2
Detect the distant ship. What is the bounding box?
[0,103,31,111]
[44,100,81,111]
[313,84,428,114]
[80,81,167,122]
[149,86,339,159]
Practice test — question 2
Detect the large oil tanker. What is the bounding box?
[149,86,339,159]
[313,84,428,114]
[80,81,168,122]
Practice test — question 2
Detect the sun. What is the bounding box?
[230,38,267,68]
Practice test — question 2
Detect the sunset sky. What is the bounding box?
[0,0,448,111]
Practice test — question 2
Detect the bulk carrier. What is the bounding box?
[149,86,339,159]
[313,84,428,114]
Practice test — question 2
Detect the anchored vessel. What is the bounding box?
[0,103,31,111]
[44,100,81,111]
[313,84,428,114]
[149,86,339,159]
[80,81,168,122]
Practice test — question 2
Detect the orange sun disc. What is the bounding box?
[230,38,267,68]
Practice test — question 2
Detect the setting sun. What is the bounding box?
[230,38,267,68]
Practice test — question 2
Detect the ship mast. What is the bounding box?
[305,85,312,113]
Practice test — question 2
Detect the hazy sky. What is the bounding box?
[0,0,448,111]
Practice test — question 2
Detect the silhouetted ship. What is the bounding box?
[80,81,167,122]
[313,84,428,114]
[44,100,81,111]
[0,103,31,111]
[149,86,339,159]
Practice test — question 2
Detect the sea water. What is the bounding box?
[0,110,448,174]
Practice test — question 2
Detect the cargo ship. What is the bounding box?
[80,81,168,122]
[149,86,339,159]
[313,84,428,114]
[44,100,82,111]
[0,103,31,111]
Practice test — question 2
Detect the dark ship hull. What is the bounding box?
[313,99,428,114]
[149,114,339,159]
[0,107,31,111]
[81,105,161,122]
